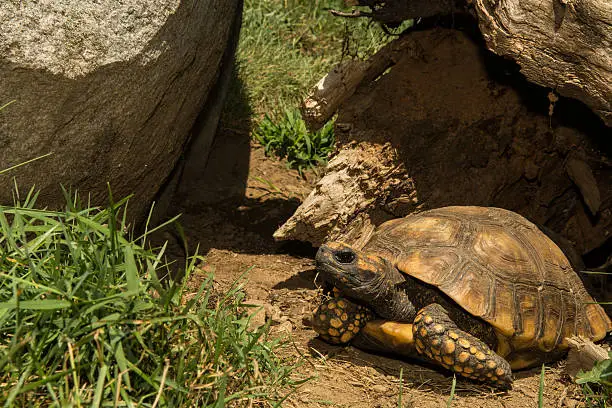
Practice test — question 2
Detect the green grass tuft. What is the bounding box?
[237,0,393,117]
[0,189,303,406]
[576,352,612,407]
[253,108,335,175]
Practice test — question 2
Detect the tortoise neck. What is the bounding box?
[373,289,416,321]
[365,270,416,322]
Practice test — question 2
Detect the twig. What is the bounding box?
[152,359,170,408]
[330,9,372,18]
[292,340,318,369]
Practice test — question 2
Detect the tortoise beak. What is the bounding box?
[315,243,350,284]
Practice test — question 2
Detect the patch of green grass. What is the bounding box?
[576,352,612,407]
[0,188,304,406]
[231,1,412,172]
[253,108,335,176]
[237,0,394,116]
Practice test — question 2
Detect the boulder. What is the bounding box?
[0,0,242,222]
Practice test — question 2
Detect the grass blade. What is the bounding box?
[0,299,71,310]
[447,374,456,408]
[538,364,545,408]
[0,152,53,176]
[123,245,139,293]
[398,367,404,407]
[92,364,108,408]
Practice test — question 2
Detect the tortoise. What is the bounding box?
[310,206,611,388]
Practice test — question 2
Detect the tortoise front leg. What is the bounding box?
[413,304,513,389]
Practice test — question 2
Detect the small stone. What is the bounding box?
[248,304,268,329]
[563,399,580,408]
[274,320,293,335]
[372,385,388,393]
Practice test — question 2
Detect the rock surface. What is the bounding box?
[0,0,241,222]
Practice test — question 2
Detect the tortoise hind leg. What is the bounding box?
[413,304,513,389]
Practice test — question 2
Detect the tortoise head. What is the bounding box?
[316,242,416,321]
[316,242,392,301]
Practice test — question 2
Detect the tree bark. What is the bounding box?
[475,0,612,126]
[342,0,612,126]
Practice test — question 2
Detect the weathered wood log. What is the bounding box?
[302,61,369,131]
[302,35,422,131]
[565,336,610,379]
[275,29,612,263]
[273,142,416,248]
[475,0,612,127]
[339,0,612,126]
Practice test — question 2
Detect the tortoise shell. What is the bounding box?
[361,206,611,364]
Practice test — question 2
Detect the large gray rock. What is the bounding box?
[0,0,242,221]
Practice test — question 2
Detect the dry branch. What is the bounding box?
[565,336,610,379]
[301,35,423,131]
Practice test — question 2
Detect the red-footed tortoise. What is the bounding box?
[310,206,611,388]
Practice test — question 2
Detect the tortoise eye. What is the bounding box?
[334,250,356,264]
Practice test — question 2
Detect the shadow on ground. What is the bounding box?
[157,63,316,260]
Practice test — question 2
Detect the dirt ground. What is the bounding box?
[169,128,592,408]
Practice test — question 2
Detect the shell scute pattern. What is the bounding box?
[367,206,611,355]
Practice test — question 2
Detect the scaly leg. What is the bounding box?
[412,304,513,389]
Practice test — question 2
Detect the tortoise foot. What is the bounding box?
[413,304,513,389]
[311,296,373,344]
